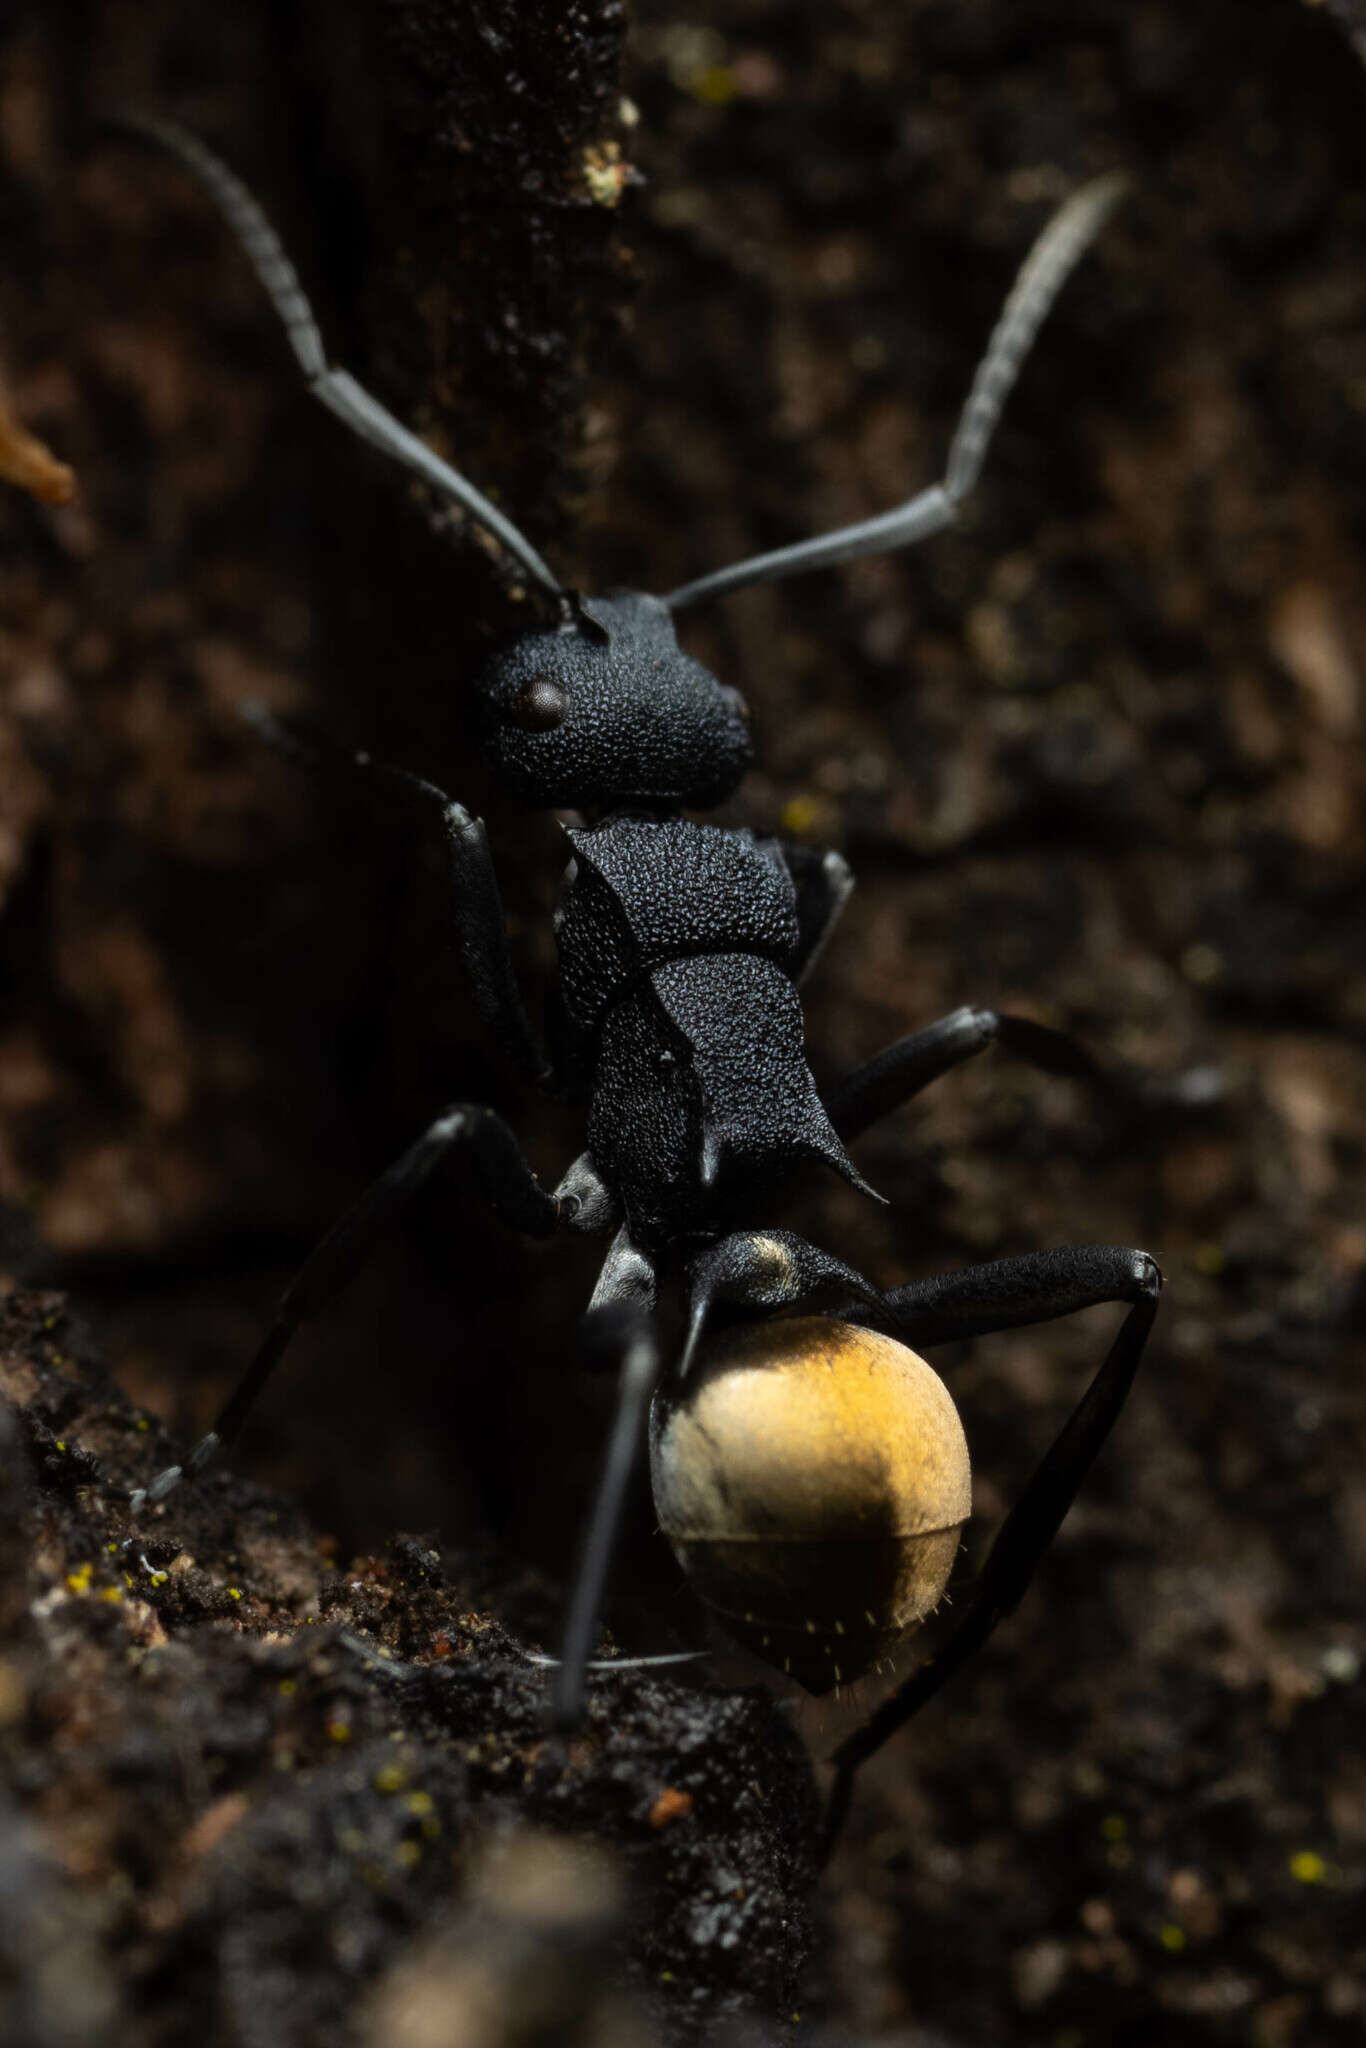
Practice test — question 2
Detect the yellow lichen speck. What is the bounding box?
[582,141,628,207]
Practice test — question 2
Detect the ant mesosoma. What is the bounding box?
[115,118,1206,1853]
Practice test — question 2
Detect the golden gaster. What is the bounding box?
[650,1318,970,1692]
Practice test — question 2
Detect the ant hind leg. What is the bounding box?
[822,1242,1161,1859]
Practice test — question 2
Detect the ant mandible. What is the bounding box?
[114,117,1204,1854]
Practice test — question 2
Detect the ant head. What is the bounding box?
[470,591,753,812]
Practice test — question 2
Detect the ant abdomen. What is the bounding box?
[649,1319,972,1693]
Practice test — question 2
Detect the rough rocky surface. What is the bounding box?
[2,0,1365,2042]
[0,1288,817,2045]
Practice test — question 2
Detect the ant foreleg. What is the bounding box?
[782,844,855,986]
[124,1105,558,1515]
[244,705,553,1088]
[824,1004,1221,1144]
[822,1243,1161,1857]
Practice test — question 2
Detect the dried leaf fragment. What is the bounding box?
[0,373,76,505]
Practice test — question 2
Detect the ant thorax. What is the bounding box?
[552,813,863,1242]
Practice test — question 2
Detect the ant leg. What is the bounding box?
[822,1243,1160,1857]
[244,706,552,1088]
[825,1005,1221,1143]
[550,1302,662,1730]
[125,1105,557,1514]
[781,844,854,986]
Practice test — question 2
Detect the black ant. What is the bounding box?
[113,118,1210,1853]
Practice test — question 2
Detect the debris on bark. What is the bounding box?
[0,1290,819,2045]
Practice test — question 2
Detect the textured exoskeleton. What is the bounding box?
[115,117,1204,1857]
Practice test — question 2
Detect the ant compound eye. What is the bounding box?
[508,675,568,732]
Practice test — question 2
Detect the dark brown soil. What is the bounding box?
[0,1288,816,2045]
[2,3,1364,2043]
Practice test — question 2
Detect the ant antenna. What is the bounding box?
[112,113,566,603]
[664,173,1127,612]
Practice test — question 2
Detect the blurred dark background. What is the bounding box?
[1,1,1364,2040]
